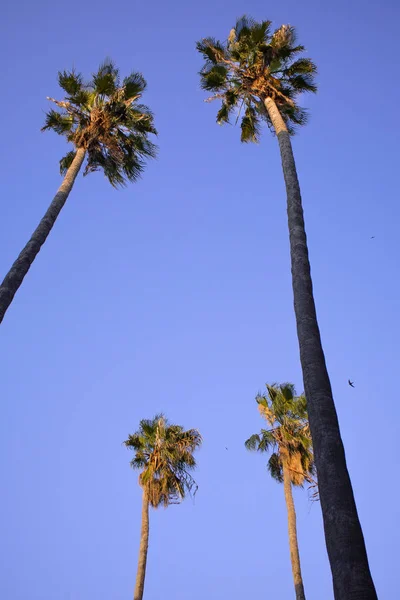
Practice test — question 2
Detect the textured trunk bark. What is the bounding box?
[282,463,306,600]
[264,97,377,600]
[134,487,150,600]
[0,147,86,324]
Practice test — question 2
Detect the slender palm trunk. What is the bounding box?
[134,487,150,600]
[282,463,306,600]
[264,97,377,600]
[0,147,86,324]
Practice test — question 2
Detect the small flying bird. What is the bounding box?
[225,447,228,451]
[370,236,375,239]
[348,379,355,388]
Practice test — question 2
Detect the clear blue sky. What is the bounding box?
[1,0,398,598]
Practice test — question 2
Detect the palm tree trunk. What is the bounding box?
[0,147,86,324]
[134,487,150,600]
[264,96,377,600]
[282,463,306,600]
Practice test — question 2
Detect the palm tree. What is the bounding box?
[0,60,157,324]
[197,17,377,599]
[246,383,315,600]
[124,415,202,600]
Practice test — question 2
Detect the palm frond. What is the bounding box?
[122,71,147,100]
[251,20,272,44]
[59,150,76,175]
[259,429,276,451]
[41,109,73,135]
[68,89,92,108]
[289,74,317,93]
[58,70,83,95]
[284,58,317,76]
[196,38,228,66]
[245,433,261,451]
[234,15,256,41]
[279,383,296,402]
[268,453,283,482]
[93,58,120,95]
[240,103,261,143]
[200,65,229,92]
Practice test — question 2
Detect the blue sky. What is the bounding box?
[1,0,399,598]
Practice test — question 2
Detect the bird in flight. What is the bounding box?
[370,236,375,239]
[348,379,355,388]
[225,447,228,451]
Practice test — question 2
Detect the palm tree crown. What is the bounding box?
[124,415,202,507]
[245,383,315,487]
[42,59,157,187]
[197,16,317,140]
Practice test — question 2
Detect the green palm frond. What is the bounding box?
[279,383,296,401]
[245,433,261,451]
[42,110,74,135]
[240,103,261,143]
[268,453,283,482]
[200,65,229,92]
[197,15,317,141]
[234,15,256,41]
[215,90,239,124]
[122,71,147,100]
[123,108,158,136]
[259,429,276,451]
[216,103,230,124]
[196,38,227,65]
[289,74,317,93]
[58,70,83,95]
[84,149,124,188]
[93,58,120,95]
[68,89,92,109]
[284,58,317,76]
[59,150,76,175]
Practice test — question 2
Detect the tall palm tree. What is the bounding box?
[197,17,377,599]
[246,383,315,600]
[0,60,157,324]
[124,415,202,600]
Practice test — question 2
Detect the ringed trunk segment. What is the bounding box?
[264,96,377,599]
[0,147,86,324]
